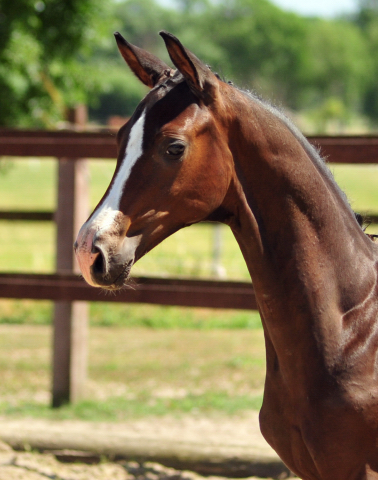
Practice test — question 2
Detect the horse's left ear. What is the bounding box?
[114,32,172,88]
[159,31,218,102]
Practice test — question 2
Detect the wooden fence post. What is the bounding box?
[52,158,89,407]
[52,107,89,407]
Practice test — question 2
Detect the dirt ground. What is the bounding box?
[0,413,295,480]
[0,450,280,480]
[0,449,284,480]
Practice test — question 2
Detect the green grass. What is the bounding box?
[89,303,261,328]
[0,299,261,329]
[331,164,378,214]
[0,157,115,211]
[0,158,56,210]
[0,392,264,420]
[0,222,55,272]
[331,163,378,235]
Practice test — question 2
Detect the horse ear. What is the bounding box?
[114,32,172,88]
[159,31,217,101]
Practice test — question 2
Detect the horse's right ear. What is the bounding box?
[114,32,172,88]
[159,31,218,102]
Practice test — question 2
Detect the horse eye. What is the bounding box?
[166,143,185,158]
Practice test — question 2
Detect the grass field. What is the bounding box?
[0,157,377,418]
[0,325,265,419]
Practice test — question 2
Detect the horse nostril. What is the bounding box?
[91,245,106,277]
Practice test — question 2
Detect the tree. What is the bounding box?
[356,0,378,28]
[354,0,378,120]
[88,0,174,123]
[304,18,371,112]
[89,0,228,122]
[0,0,106,127]
[163,0,311,108]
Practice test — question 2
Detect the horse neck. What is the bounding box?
[222,90,378,367]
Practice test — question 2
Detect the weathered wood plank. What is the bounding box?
[0,273,257,310]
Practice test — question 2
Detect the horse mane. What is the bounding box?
[234,85,367,233]
[238,87,326,171]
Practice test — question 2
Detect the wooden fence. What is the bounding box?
[1,128,378,406]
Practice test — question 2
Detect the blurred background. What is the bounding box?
[1,0,378,134]
[1,0,378,420]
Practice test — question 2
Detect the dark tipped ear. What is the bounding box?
[114,32,173,88]
[159,31,218,101]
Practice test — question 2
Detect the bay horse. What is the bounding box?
[74,31,378,479]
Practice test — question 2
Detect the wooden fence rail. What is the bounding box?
[1,128,378,406]
[0,211,54,221]
[0,273,257,310]
[2,129,378,161]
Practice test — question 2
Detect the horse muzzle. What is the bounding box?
[74,216,140,290]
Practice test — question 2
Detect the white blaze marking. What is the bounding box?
[74,110,146,285]
[88,110,146,231]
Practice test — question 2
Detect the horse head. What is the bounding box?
[74,32,233,289]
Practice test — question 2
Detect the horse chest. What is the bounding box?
[260,373,378,479]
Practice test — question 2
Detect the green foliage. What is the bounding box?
[89,0,181,122]
[193,0,309,106]
[304,19,371,112]
[2,0,378,128]
[355,0,378,120]
[88,64,148,124]
[91,0,377,124]
[0,0,107,126]
[307,97,351,133]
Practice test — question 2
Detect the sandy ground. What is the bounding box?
[0,450,281,480]
[0,413,295,480]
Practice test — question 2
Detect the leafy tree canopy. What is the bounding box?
[0,0,106,126]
